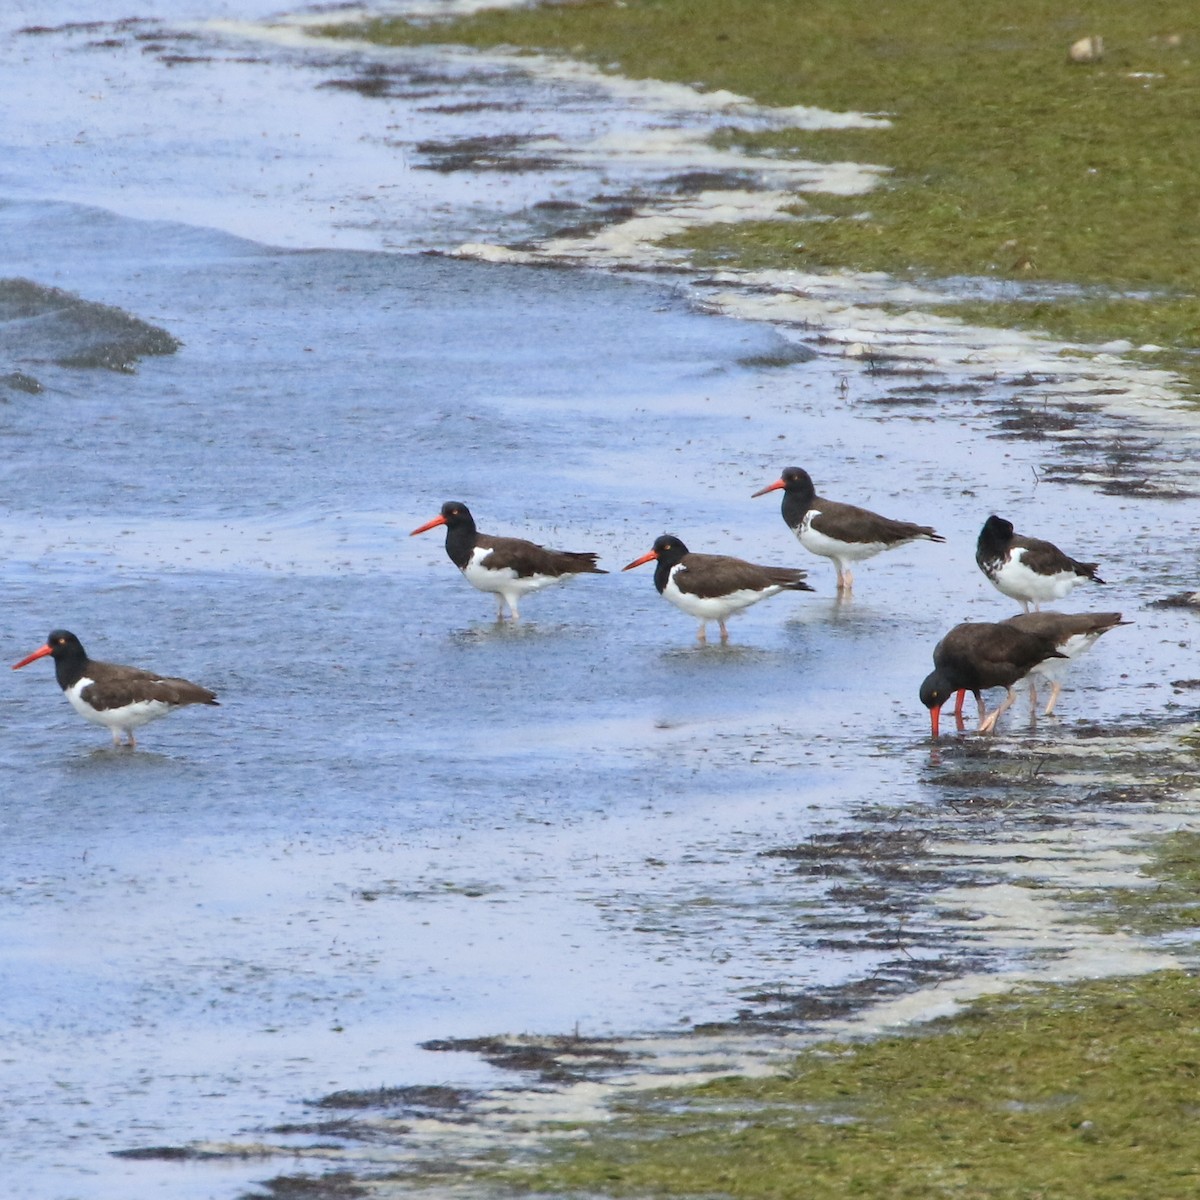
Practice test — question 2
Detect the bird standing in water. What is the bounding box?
[13,629,219,749]
[975,514,1104,612]
[623,533,812,643]
[753,466,943,594]
[411,500,606,621]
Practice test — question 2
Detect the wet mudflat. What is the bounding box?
[2,4,1200,1199]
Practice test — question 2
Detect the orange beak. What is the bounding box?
[751,478,785,498]
[13,644,52,670]
[622,549,659,571]
[929,704,941,739]
[410,514,448,536]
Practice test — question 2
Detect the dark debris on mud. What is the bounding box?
[662,169,763,194]
[702,717,1200,1034]
[317,63,492,99]
[1155,592,1200,610]
[311,1084,471,1115]
[986,392,1198,498]
[270,1117,411,1143]
[114,1144,266,1162]
[264,1087,476,1149]
[413,133,564,174]
[739,340,817,369]
[421,1033,638,1083]
[242,1171,375,1200]
[710,952,995,1032]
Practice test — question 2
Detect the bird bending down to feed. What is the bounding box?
[410,500,606,620]
[975,514,1104,612]
[622,533,813,643]
[12,629,219,749]
[919,620,1065,737]
[752,466,943,593]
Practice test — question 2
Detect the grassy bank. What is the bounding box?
[490,970,1200,1199]
[325,0,1200,383]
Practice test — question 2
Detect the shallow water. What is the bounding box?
[2,4,1200,1199]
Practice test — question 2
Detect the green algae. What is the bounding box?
[487,971,1200,1199]
[321,0,1200,389]
[1078,829,1200,937]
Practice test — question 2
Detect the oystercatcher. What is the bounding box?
[13,629,219,749]
[410,501,606,620]
[622,533,813,643]
[752,466,943,592]
[975,515,1104,612]
[919,620,1065,737]
[1002,611,1129,716]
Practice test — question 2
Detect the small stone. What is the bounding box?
[1068,35,1104,64]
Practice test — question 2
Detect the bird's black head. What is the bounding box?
[979,514,1014,543]
[751,465,815,502]
[439,501,473,526]
[919,669,950,711]
[651,534,689,565]
[12,630,86,676]
[622,534,690,575]
[46,630,88,664]
[411,500,476,539]
[779,466,814,493]
[919,668,953,738]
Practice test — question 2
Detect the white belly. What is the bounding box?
[798,511,885,564]
[992,553,1082,603]
[66,678,171,732]
[461,550,562,599]
[663,569,775,621]
[1027,632,1100,682]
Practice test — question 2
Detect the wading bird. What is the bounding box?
[975,514,1104,612]
[752,466,943,593]
[13,629,218,749]
[411,501,606,621]
[919,620,1065,737]
[623,533,812,643]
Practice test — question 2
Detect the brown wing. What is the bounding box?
[83,661,219,710]
[476,534,606,578]
[675,553,811,598]
[1014,536,1103,583]
[811,497,944,546]
[1004,612,1127,642]
[937,622,1063,690]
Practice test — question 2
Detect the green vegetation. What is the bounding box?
[1082,830,1200,936]
[322,0,1200,381]
[490,971,1200,1199]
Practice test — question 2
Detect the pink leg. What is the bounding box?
[979,687,1017,734]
